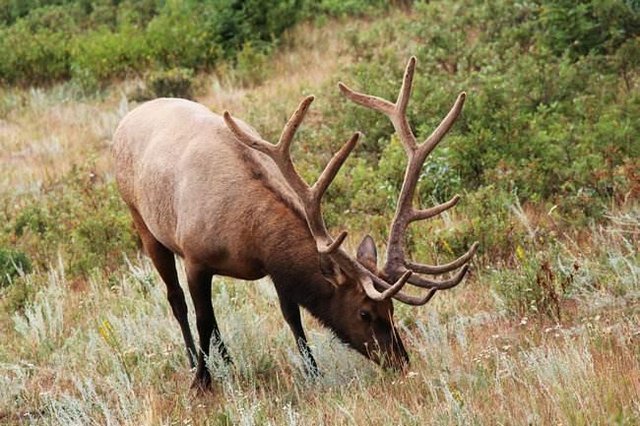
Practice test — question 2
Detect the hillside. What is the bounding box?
[1,1,639,424]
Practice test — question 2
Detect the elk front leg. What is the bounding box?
[277,296,319,377]
[185,262,232,391]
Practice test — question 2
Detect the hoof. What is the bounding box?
[303,360,321,380]
[190,373,212,393]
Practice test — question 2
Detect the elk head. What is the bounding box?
[223,56,477,370]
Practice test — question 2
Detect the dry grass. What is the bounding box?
[1,215,638,425]
[0,88,128,190]
[1,10,639,426]
[200,19,355,118]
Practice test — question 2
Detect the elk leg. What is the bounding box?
[185,262,232,390]
[277,297,319,377]
[130,209,197,368]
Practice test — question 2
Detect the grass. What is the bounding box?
[1,5,639,425]
[1,211,638,424]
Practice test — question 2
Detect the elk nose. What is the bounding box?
[379,343,409,371]
[391,338,410,371]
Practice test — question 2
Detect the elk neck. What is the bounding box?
[256,205,339,327]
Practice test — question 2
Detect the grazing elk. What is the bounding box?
[113,56,477,390]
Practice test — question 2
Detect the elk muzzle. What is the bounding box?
[364,329,409,371]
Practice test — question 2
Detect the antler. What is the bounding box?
[223,97,425,304]
[339,56,478,304]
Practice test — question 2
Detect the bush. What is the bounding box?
[232,42,272,87]
[0,248,31,287]
[491,253,577,320]
[5,164,138,278]
[203,0,303,57]
[317,0,640,212]
[537,0,640,59]
[147,67,196,99]
[0,0,391,88]
[0,24,72,85]
[70,27,150,90]
[144,4,218,70]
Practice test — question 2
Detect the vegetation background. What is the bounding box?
[1,0,639,424]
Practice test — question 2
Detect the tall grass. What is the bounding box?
[2,214,638,424]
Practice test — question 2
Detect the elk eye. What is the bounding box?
[359,310,372,322]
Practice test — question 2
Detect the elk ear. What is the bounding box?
[357,235,378,272]
[319,254,347,286]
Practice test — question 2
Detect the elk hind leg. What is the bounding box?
[185,261,232,391]
[130,209,197,367]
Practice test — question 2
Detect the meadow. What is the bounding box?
[1,1,639,424]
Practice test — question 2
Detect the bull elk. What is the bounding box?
[113,57,477,390]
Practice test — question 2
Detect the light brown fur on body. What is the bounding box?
[114,98,309,279]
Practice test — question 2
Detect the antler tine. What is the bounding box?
[407,242,479,275]
[393,56,418,153]
[340,56,477,304]
[278,95,315,152]
[306,132,360,248]
[395,287,438,306]
[319,230,348,254]
[417,92,466,160]
[406,264,470,289]
[338,82,396,116]
[338,57,419,154]
[312,132,360,205]
[360,271,412,301]
[223,112,276,156]
[410,194,460,222]
[396,56,416,115]
[372,279,439,306]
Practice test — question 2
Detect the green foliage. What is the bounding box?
[537,0,640,59]
[147,67,195,98]
[70,27,150,90]
[127,66,197,101]
[0,247,31,287]
[144,3,218,70]
[305,0,390,17]
[2,164,138,278]
[232,42,272,87]
[314,0,640,215]
[1,0,383,87]
[0,19,73,85]
[203,0,303,56]
[491,251,577,320]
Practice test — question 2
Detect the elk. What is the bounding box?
[113,57,477,390]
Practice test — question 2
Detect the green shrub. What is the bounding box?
[144,3,218,70]
[0,248,31,287]
[70,28,149,90]
[203,0,303,57]
[537,0,640,59]
[147,67,195,99]
[491,252,577,320]
[0,24,72,85]
[305,0,390,17]
[232,42,272,87]
[6,164,138,278]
